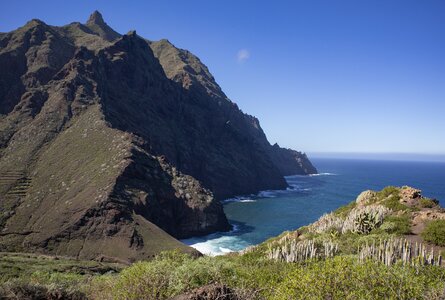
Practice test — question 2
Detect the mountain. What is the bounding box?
[0,11,317,262]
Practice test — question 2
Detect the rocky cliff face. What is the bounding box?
[0,11,316,261]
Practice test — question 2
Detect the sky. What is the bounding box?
[1,1,445,157]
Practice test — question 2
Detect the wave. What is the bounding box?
[257,191,277,198]
[287,185,312,191]
[224,173,327,203]
[223,197,257,203]
[309,172,337,176]
[219,247,234,253]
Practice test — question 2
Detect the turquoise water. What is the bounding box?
[182,158,445,255]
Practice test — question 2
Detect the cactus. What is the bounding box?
[358,238,442,267]
[308,205,390,235]
[342,205,391,234]
[267,239,338,262]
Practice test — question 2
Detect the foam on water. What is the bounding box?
[182,234,250,256]
[223,197,256,203]
[257,190,277,198]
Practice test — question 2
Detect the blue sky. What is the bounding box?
[1,1,444,156]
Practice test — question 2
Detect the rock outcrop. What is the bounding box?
[0,12,316,261]
[355,190,377,206]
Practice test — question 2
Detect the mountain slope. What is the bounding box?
[0,12,316,262]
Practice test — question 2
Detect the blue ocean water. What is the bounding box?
[181,158,445,255]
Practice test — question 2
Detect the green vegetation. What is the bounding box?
[2,249,444,299]
[382,196,408,211]
[272,256,445,300]
[378,186,400,199]
[419,198,439,208]
[376,186,409,211]
[1,186,444,299]
[0,252,442,299]
[379,214,412,235]
[0,252,124,299]
[0,253,123,282]
[333,201,356,217]
[421,220,445,246]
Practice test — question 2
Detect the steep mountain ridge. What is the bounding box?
[0,12,316,262]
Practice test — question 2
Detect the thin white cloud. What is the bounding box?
[237,49,250,63]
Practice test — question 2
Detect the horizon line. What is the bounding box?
[307,152,445,163]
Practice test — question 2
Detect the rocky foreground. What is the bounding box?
[0,186,444,299]
[0,11,316,262]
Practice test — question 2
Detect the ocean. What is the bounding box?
[181,158,445,255]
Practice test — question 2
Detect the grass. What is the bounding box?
[333,201,357,217]
[0,252,124,299]
[0,252,123,283]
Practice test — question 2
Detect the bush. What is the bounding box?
[109,251,242,300]
[421,220,445,246]
[111,251,189,299]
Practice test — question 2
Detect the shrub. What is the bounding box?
[421,220,445,246]
[419,198,438,208]
[380,215,411,235]
[111,251,189,299]
[108,251,240,300]
[382,195,407,211]
[378,186,400,199]
[272,256,445,300]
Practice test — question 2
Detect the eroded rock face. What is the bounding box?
[0,11,315,261]
[413,211,445,223]
[400,186,422,200]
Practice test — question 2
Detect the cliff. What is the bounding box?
[0,11,316,262]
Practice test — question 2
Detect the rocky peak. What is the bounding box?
[85,10,120,41]
[126,30,137,36]
[86,10,105,26]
